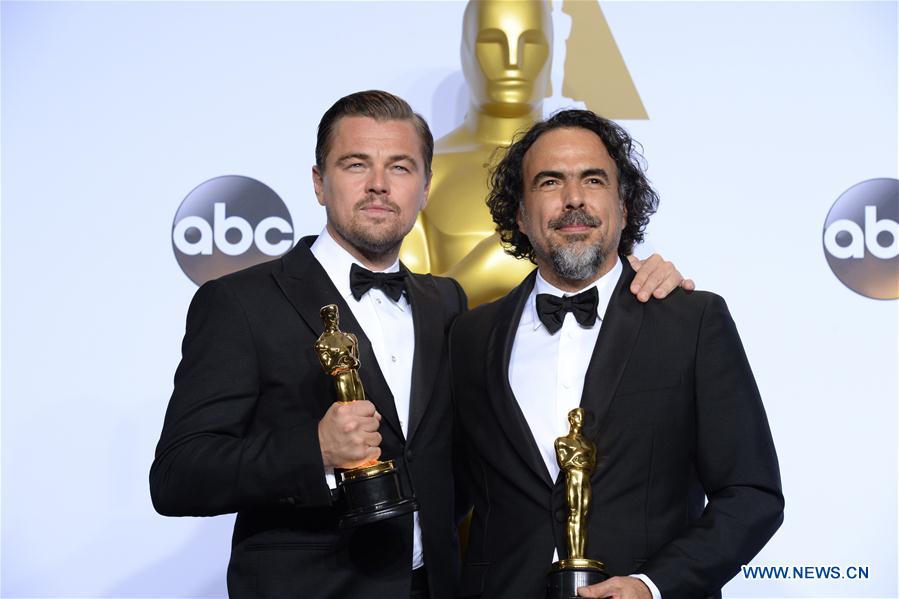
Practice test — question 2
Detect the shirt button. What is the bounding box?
[567,331,575,339]
[376,298,383,305]
[391,355,398,363]
[562,380,571,389]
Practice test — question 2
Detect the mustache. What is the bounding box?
[354,195,400,213]
[548,210,600,229]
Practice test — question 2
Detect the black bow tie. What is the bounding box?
[535,287,598,334]
[349,263,407,302]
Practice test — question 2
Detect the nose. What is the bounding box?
[563,182,584,210]
[367,168,388,195]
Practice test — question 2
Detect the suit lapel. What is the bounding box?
[403,270,444,445]
[272,238,403,439]
[579,258,642,441]
[486,271,555,489]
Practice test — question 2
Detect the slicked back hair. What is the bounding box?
[315,90,434,177]
[487,109,659,261]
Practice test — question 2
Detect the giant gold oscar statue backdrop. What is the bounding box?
[400,0,646,306]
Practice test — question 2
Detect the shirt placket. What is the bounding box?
[556,313,580,438]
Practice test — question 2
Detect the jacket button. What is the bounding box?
[405,449,414,463]
[555,508,565,523]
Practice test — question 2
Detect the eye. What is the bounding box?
[585,177,605,186]
[346,162,365,171]
[539,179,559,188]
[392,164,410,173]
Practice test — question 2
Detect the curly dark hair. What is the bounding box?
[487,109,659,262]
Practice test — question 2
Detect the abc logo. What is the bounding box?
[172,175,294,285]
[822,178,898,300]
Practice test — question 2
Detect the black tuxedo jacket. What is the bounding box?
[450,259,783,599]
[151,237,467,598]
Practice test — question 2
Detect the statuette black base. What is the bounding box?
[337,459,418,529]
[546,559,608,599]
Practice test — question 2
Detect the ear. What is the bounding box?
[420,170,432,210]
[312,165,325,206]
[620,200,627,231]
[515,203,525,233]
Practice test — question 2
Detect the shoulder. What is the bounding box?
[409,272,468,316]
[670,288,728,313]
[634,287,735,335]
[449,292,508,345]
[188,253,299,320]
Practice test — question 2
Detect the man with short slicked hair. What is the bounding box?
[151,92,689,598]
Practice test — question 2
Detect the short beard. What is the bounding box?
[327,198,406,264]
[549,241,606,282]
[531,208,607,283]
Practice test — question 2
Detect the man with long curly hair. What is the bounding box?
[450,110,784,599]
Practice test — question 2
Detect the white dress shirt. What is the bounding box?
[509,259,662,599]
[310,228,423,570]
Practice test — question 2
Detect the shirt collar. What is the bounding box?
[523,258,623,331]
[309,227,406,309]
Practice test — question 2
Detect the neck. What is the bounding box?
[537,255,619,293]
[325,224,399,271]
[463,102,543,145]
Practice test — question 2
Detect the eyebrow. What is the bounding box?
[531,170,565,187]
[335,153,419,171]
[336,153,370,165]
[531,168,609,187]
[389,154,419,170]
[582,168,609,182]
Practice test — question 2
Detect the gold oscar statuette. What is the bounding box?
[314,304,417,529]
[546,407,607,598]
[399,0,647,308]
[398,0,550,306]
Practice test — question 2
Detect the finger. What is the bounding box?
[366,446,382,462]
[338,445,371,467]
[332,402,352,417]
[363,431,382,448]
[637,267,668,302]
[626,253,642,271]
[681,278,696,292]
[629,253,662,294]
[650,263,684,299]
[358,416,381,432]
[350,400,378,416]
[650,272,681,299]
[577,579,612,597]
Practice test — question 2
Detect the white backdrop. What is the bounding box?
[2,1,896,597]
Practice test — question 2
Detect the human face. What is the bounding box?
[516,127,625,290]
[313,116,430,268]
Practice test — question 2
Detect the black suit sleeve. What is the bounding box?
[150,279,332,517]
[641,295,784,598]
[437,277,472,525]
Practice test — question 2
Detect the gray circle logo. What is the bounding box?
[172,175,294,285]
[822,178,898,300]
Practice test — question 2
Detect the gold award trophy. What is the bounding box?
[314,304,417,529]
[546,408,608,598]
